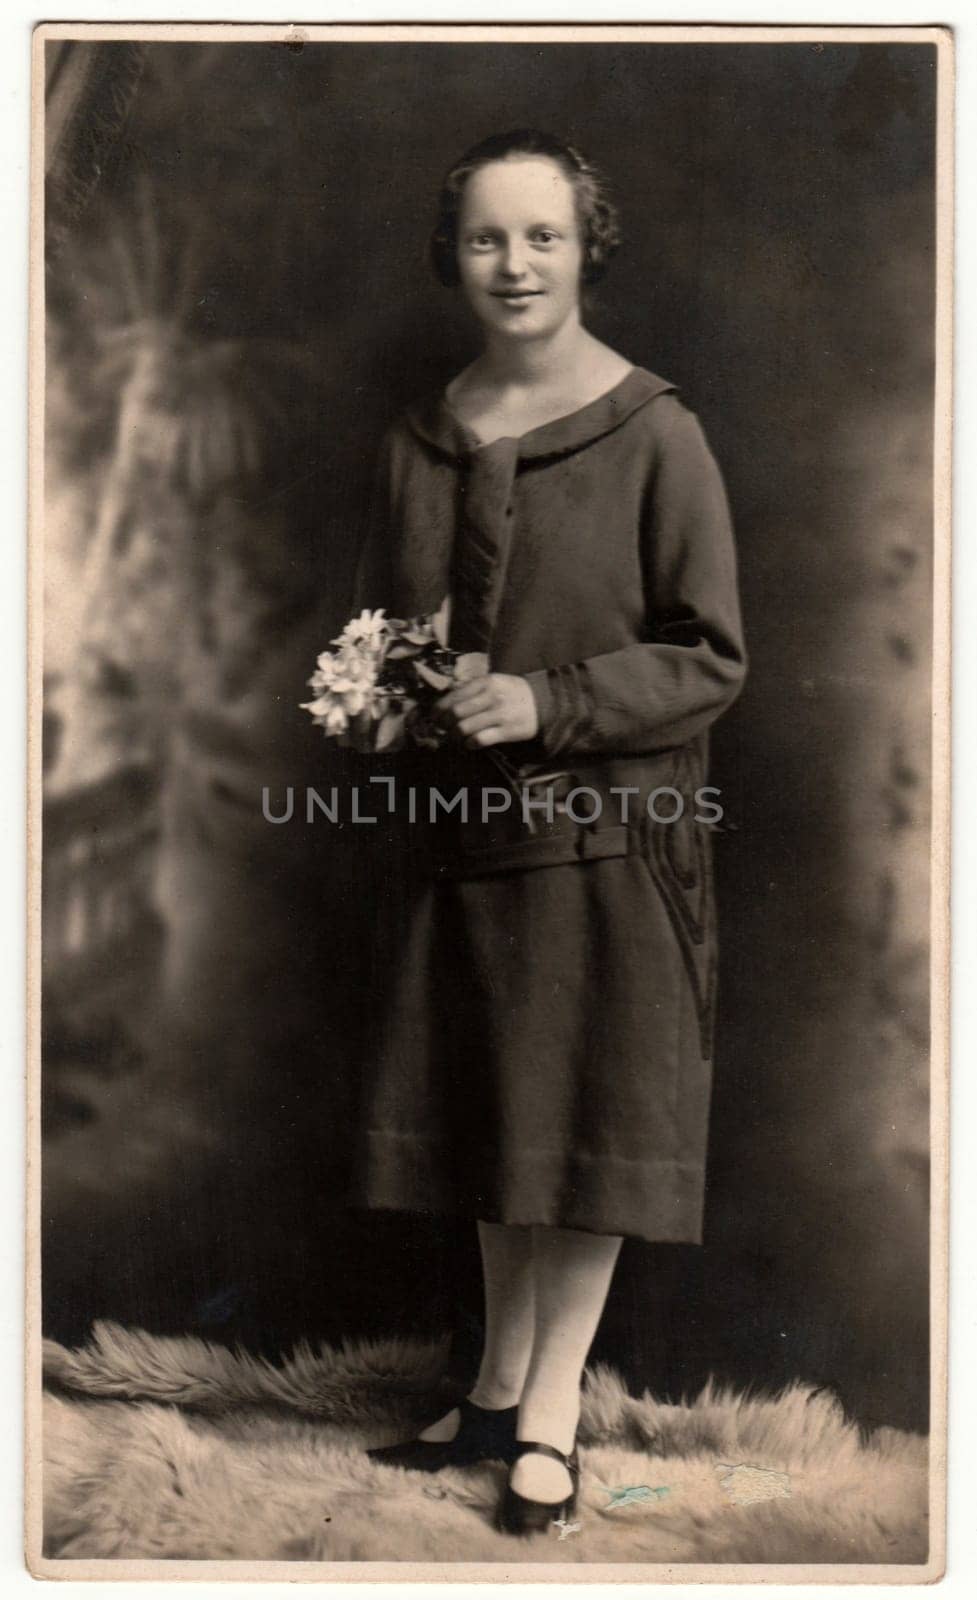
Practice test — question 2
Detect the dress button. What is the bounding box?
[505,505,514,517]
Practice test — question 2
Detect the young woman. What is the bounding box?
[350,129,747,1536]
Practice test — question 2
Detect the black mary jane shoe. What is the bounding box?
[366,1396,520,1472]
[496,1440,580,1537]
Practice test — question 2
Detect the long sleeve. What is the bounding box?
[523,404,746,759]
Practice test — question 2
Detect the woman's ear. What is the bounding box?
[581,243,603,286]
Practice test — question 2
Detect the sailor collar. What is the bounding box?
[405,365,677,462]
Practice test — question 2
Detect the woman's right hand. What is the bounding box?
[436,671,539,748]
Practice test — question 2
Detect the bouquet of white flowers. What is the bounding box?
[301,604,495,756]
[301,604,570,828]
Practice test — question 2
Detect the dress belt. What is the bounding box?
[428,822,639,881]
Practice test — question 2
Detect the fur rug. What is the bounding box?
[40,1321,929,1567]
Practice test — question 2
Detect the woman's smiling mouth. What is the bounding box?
[492,289,543,304]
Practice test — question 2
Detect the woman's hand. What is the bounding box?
[437,672,539,748]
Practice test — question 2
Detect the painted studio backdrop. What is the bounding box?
[42,38,934,1445]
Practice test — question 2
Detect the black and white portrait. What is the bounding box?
[29,21,949,1580]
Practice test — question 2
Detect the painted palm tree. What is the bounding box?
[48,171,323,788]
[43,163,337,1062]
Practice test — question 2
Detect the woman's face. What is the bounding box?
[456,156,584,342]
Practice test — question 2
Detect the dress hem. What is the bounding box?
[348,1129,707,1245]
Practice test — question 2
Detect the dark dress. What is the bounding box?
[347,366,747,1243]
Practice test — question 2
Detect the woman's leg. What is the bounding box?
[509,1225,623,1500]
[419,1220,536,1440]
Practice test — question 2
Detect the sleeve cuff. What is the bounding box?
[525,669,557,743]
[523,664,595,758]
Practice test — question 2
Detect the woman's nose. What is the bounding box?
[499,240,529,278]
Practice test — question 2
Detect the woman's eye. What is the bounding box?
[469,234,496,249]
[533,230,558,244]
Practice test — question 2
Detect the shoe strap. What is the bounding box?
[459,1396,518,1420]
[514,1440,576,1468]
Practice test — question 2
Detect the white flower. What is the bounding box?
[329,649,380,715]
[331,649,375,688]
[313,651,340,680]
[299,691,353,737]
[331,608,389,650]
[308,649,352,694]
[299,694,337,718]
[341,686,370,716]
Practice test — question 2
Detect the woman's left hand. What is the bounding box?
[437,673,539,748]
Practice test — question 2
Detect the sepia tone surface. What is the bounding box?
[28,22,949,1581]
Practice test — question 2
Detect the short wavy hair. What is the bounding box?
[430,129,621,289]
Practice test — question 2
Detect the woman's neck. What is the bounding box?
[478,317,595,391]
[446,321,632,435]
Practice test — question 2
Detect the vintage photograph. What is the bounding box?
[28,21,949,1579]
